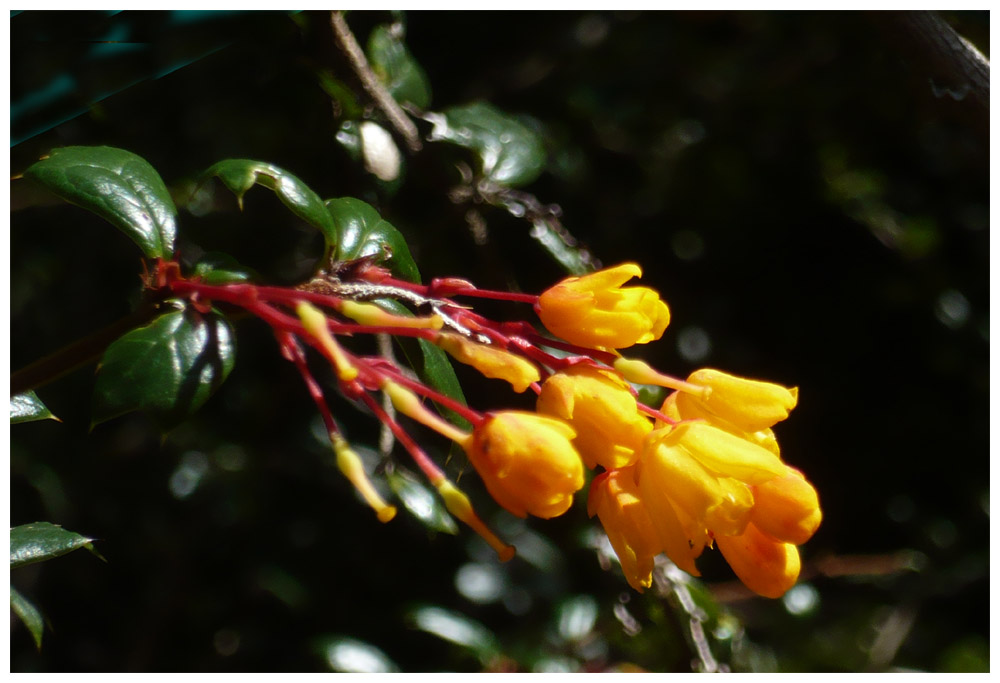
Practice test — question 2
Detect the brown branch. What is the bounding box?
[329,11,422,153]
[871,11,989,136]
[10,300,162,397]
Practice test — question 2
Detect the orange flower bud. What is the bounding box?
[587,468,660,591]
[536,364,652,470]
[464,412,584,519]
[681,368,798,433]
[536,263,670,349]
[715,522,801,598]
[436,332,540,393]
[750,467,822,545]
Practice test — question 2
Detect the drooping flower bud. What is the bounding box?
[436,332,540,393]
[715,522,801,598]
[536,263,670,349]
[464,411,584,519]
[750,467,822,545]
[680,368,798,433]
[588,468,660,591]
[536,364,652,470]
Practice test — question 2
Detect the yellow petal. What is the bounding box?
[715,522,801,598]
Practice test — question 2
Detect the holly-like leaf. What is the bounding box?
[430,102,546,187]
[366,24,432,110]
[23,146,177,259]
[10,586,44,650]
[406,605,500,664]
[10,391,59,424]
[325,197,420,283]
[92,306,236,429]
[201,159,337,249]
[192,251,259,285]
[386,468,459,535]
[10,522,100,569]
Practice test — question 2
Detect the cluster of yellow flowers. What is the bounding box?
[454,264,821,598]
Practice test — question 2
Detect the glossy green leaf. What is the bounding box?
[386,468,459,535]
[325,197,419,282]
[10,522,99,569]
[366,24,432,109]
[202,159,337,248]
[317,636,400,673]
[407,605,500,663]
[92,306,236,429]
[10,586,44,650]
[317,69,364,120]
[10,391,59,424]
[192,252,258,285]
[431,102,546,187]
[23,146,177,259]
[376,298,469,429]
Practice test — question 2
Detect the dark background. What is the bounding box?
[11,10,989,672]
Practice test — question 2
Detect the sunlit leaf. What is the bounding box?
[10,586,44,650]
[430,102,546,187]
[324,197,420,282]
[386,468,459,535]
[92,306,236,429]
[10,391,59,424]
[406,605,500,662]
[10,522,100,569]
[366,24,432,110]
[556,595,599,643]
[24,146,177,258]
[201,159,337,248]
[317,636,400,673]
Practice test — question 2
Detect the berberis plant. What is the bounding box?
[11,10,825,671]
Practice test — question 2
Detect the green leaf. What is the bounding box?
[325,197,420,282]
[386,468,459,535]
[192,251,259,285]
[10,522,99,569]
[317,636,400,673]
[317,69,364,120]
[376,298,469,429]
[92,306,236,429]
[10,391,59,424]
[201,159,337,249]
[366,24,432,110]
[10,586,44,650]
[431,102,546,187]
[23,146,177,259]
[406,605,500,663]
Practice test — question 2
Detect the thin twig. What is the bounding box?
[329,11,422,153]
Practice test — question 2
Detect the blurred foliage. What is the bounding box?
[10,10,988,672]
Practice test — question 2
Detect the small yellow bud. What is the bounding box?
[296,301,358,382]
[339,300,443,330]
[437,333,540,393]
[434,479,516,562]
[381,381,472,445]
[331,434,397,523]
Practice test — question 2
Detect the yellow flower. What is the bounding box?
[536,263,670,349]
[750,467,822,545]
[587,468,660,592]
[536,364,652,470]
[436,332,541,393]
[715,522,801,598]
[463,411,584,519]
[680,369,798,433]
